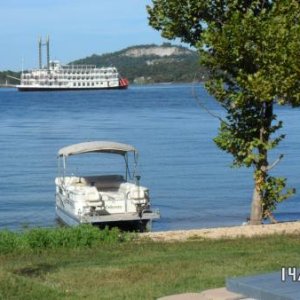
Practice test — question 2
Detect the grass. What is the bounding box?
[0,227,300,299]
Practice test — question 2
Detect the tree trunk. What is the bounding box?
[249,101,273,225]
[250,181,263,225]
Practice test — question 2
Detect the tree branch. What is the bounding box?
[191,75,227,124]
[264,210,278,224]
[267,154,284,171]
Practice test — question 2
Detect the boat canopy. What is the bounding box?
[58,141,137,157]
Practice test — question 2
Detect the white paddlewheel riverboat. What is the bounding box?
[55,141,160,231]
[17,37,128,91]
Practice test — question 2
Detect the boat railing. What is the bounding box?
[65,64,97,70]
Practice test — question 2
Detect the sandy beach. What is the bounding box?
[142,221,300,242]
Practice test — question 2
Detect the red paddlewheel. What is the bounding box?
[119,78,129,88]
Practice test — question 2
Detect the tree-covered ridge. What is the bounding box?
[0,44,206,84]
[0,70,20,85]
[70,44,207,83]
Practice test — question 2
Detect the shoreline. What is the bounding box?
[141,221,300,241]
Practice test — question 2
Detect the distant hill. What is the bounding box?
[0,43,207,85]
[0,70,20,85]
[70,43,207,83]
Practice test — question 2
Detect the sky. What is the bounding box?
[0,0,172,71]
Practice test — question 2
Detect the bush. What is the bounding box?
[0,230,28,253]
[0,225,131,254]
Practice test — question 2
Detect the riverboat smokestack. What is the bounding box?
[38,36,50,69]
[46,36,50,70]
[38,37,42,69]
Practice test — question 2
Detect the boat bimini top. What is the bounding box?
[58,141,137,157]
[57,141,139,181]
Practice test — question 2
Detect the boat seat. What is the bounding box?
[100,191,126,201]
[84,175,125,190]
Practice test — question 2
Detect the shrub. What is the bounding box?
[0,225,131,254]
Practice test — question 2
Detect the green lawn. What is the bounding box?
[0,231,300,299]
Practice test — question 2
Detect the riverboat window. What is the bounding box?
[73,83,76,86]
[87,83,90,86]
[78,83,81,86]
[83,83,85,86]
[92,83,94,86]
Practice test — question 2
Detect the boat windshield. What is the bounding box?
[59,152,137,181]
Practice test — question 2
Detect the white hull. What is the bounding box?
[17,84,127,91]
[56,205,157,228]
[56,205,81,227]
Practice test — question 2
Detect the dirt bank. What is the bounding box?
[141,221,300,242]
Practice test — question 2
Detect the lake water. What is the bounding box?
[0,84,299,231]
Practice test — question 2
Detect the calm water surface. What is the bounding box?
[0,84,299,231]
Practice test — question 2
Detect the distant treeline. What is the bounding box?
[0,71,20,85]
[71,44,208,83]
